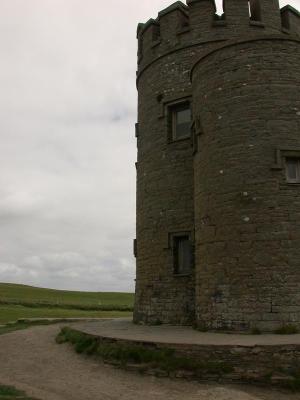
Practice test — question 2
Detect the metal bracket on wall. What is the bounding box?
[192,117,203,154]
[135,123,139,138]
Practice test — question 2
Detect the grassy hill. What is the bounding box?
[0,283,134,307]
[0,283,134,324]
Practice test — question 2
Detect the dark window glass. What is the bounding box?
[173,235,193,275]
[286,158,300,183]
[172,104,191,140]
[248,0,262,21]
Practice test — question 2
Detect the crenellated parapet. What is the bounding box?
[137,0,300,74]
[281,5,300,35]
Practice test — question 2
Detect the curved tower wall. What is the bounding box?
[134,0,219,324]
[134,0,300,330]
[192,37,300,331]
[134,4,196,325]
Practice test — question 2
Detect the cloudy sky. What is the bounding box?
[0,0,299,293]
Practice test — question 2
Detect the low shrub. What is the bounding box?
[0,384,38,399]
[251,327,262,335]
[274,325,299,335]
[56,327,233,377]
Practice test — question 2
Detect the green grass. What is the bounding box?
[0,282,134,325]
[251,327,262,335]
[274,325,299,335]
[0,384,38,399]
[0,283,134,308]
[56,327,233,377]
[0,319,69,336]
[0,304,132,325]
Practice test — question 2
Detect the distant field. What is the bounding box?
[0,283,134,324]
[0,305,133,324]
[0,283,134,307]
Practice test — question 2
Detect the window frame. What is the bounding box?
[285,157,300,184]
[168,101,192,143]
[170,232,194,276]
[248,0,262,22]
[271,148,300,186]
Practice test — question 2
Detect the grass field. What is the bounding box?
[0,283,134,307]
[0,283,134,325]
[0,305,132,324]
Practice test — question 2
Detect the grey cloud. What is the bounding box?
[0,0,297,293]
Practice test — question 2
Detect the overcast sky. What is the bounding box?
[0,0,299,293]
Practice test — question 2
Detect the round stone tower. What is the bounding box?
[134,0,300,331]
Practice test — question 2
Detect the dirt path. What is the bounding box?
[0,324,300,400]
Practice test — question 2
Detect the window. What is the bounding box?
[286,158,300,183]
[170,103,191,141]
[248,0,262,22]
[173,234,193,275]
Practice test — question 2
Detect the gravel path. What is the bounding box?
[0,324,300,400]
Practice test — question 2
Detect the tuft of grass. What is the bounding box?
[251,327,262,335]
[281,378,300,391]
[150,319,162,326]
[265,363,300,391]
[0,384,39,399]
[56,327,233,377]
[0,319,70,336]
[193,325,209,332]
[274,370,300,392]
[274,325,299,335]
[0,385,23,396]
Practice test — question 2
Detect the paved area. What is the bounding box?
[75,318,300,346]
[0,324,300,400]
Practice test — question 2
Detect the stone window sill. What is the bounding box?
[249,20,265,28]
[212,20,227,27]
[177,27,190,35]
[169,136,191,144]
[151,40,161,48]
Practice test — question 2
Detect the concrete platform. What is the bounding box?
[72,318,300,386]
[74,318,300,346]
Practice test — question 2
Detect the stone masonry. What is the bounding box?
[134,0,300,332]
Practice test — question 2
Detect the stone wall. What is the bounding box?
[134,45,196,324]
[192,37,300,332]
[70,327,300,387]
[134,0,300,330]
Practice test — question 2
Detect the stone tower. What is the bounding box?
[134,0,300,332]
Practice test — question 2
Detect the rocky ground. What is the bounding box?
[0,324,300,400]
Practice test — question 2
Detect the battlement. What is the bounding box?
[137,0,300,68]
[281,5,300,34]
